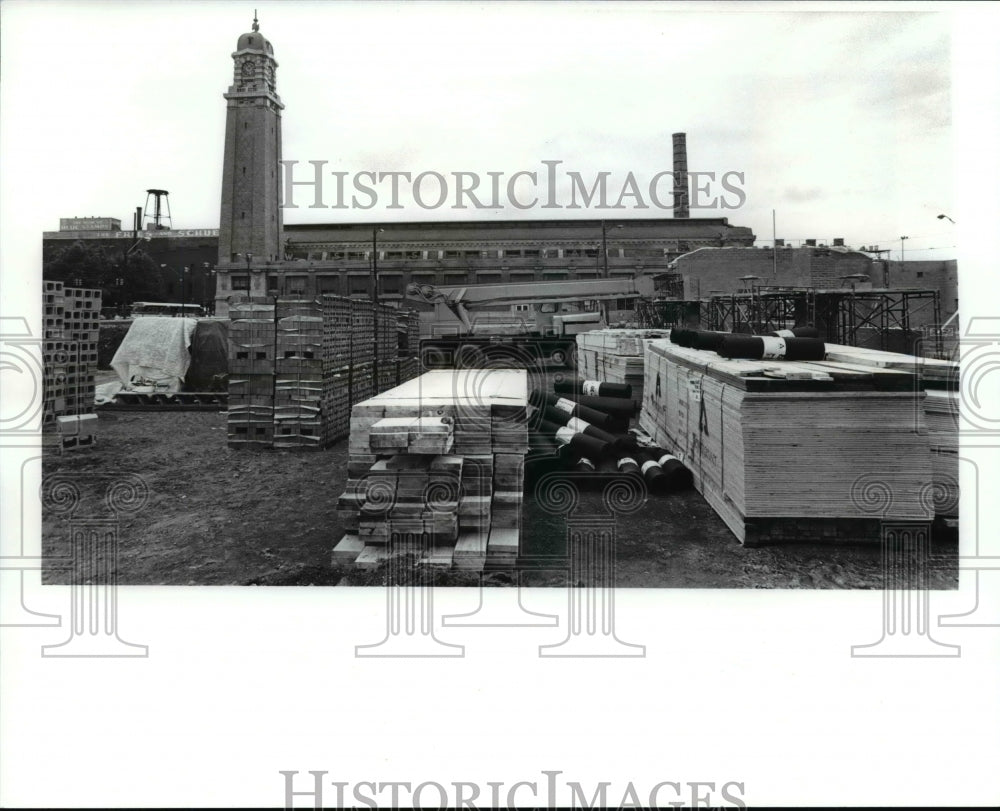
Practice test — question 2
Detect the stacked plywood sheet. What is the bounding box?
[576,329,670,406]
[640,339,938,545]
[823,343,960,517]
[923,389,960,516]
[42,282,101,424]
[333,369,529,570]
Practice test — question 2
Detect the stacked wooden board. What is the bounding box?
[576,329,670,406]
[42,281,101,424]
[227,296,420,450]
[333,369,528,571]
[639,339,951,545]
[823,343,960,518]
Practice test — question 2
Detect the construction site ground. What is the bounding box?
[41,396,959,589]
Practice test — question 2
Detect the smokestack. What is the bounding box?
[672,132,689,219]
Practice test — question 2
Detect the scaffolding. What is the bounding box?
[705,287,944,357]
[636,298,701,329]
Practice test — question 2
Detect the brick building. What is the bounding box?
[664,244,876,299]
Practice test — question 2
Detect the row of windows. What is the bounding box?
[227,268,632,295]
[289,244,707,262]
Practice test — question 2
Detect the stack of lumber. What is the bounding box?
[575,329,670,405]
[333,369,528,571]
[42,282,101,424]
[924,390,959,516]
[822,343,960,517]
[640,339,942,545]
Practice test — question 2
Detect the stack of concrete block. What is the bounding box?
[273,299,325,449]
[227,303,276,447]
[321,295,353,444]
[396,308,421,357]
[349,299,375,406]
[42,281,100,424]
[333,369,529,571]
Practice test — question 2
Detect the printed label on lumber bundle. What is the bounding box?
[566,416,589,433]
[582,380,600,396]
[555,426,575,444]
[641,460,661,475]
[760,336,787,359]
[554,397,576,414]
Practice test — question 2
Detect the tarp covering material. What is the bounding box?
[111,317,198,393]
[185,320,229,391]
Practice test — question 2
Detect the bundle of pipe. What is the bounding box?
[669,328,729,352]
[528,390,620,431]
[553,379,633,399]
[538,418,614,461]
[768,326,820,339]
[634,447,694,492]
[717,335,826,361]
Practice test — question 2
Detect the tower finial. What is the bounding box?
[252,10,259,32]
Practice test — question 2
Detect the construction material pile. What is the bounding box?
[43,281,100,424]
[525,377,692,493]
[333,369,529,571]
[575,329,670,405]
[823,344,960,520]
[227,296,420,449]
[639,338,959,545]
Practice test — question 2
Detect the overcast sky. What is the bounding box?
[0,1,969,261]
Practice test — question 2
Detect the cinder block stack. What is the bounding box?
[273,299,325,449]
[375,303,398,394]
[349,299,375,406]
[321,295,353,444]
[396,308,421,357]
[333,369,529,571]
[42,282,100,424]
[227,303,276,447]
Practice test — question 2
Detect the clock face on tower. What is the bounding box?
[242,60,254,77]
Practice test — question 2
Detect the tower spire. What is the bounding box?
[252,10,259,32]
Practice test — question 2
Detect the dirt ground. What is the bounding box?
[41,406,958,589]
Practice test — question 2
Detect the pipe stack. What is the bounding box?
[525,377,692,493]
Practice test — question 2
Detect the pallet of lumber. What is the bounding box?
[333,369,528,570]
[575,329,670,406]
[639,340,936,545]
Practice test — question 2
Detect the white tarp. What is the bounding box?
[110,317,199,393]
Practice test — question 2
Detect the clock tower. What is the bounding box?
[218,14,283,266]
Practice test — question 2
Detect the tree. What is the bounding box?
[43,241,167,309]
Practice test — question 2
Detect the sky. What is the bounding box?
[0,1,965,260]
